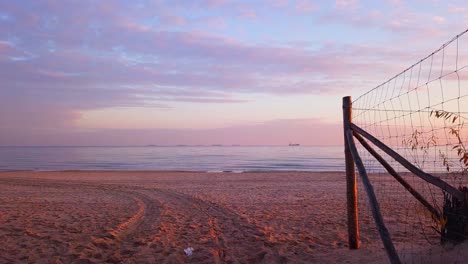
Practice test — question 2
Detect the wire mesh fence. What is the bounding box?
[349,28,468,262]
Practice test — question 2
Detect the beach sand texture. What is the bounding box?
[0,171,465,263]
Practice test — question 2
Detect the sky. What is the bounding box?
[1,0,468,146]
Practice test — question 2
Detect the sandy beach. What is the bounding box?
[0,171,465,263]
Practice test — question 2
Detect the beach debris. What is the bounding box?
[184,247,194,256]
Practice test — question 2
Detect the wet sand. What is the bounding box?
[0,171,464,263]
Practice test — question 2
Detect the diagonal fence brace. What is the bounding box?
[353,131,442,220]
[351,123,464,201]
[345,129,401,264]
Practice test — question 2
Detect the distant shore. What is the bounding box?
[0,171,465,263]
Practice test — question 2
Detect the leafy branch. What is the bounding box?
[430,110,459,124]
[402,129,437,168]
[401,109,467,239]
[430,110,468,173]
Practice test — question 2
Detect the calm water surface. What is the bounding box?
[0,146,345,172]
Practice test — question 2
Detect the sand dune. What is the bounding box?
[0,171,465,263]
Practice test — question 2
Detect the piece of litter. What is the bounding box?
[184,247,194,256]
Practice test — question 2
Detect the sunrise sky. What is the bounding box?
[1,0,468,146]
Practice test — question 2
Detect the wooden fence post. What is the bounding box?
[343,96,359,249]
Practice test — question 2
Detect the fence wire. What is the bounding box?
[351,28,468,262]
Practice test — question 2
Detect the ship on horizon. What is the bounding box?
[288,143,300,146]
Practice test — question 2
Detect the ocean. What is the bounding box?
[0,146,345,172]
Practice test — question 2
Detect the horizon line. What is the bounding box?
[0,144,343,148]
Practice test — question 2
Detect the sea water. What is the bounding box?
[0,145,345,172]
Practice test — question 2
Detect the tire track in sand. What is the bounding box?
[0,178,163,263]
[109,195,146,239]
[135,188,287,263]
[85,188,163,263]
[0,178,286,263]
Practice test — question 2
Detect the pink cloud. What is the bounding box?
[202,16,228,30]
[201,0,231,8]
[295,1,318,13]
[1,0,466,146]
[267,0,289,8]
[2,14,409,100]
[432,16,445,25]
[159,14,187,26]
[335,0,358,10]
[118,18,152,33]
[0,41,12,51]
[0,102,80,131]
[447,5,468,13]
[237,6,257,20]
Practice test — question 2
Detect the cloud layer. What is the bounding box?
[1,0,467,144]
